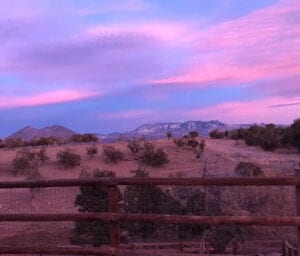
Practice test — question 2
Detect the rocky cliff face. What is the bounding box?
[99,120,230,142]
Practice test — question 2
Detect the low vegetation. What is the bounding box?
[69,133,99,143]
[209,119,300,152]
[102,145,124,163]
[70,167,293,254]
[3,136,62,149]
[140,142,169,167]
[0,125,296,252]
[12,148,49,175]
[0,133,99,149]
[12,157,30,175]
[234,161,263,177]
[56,149,81,169]
[86,144,98,158]
[127,139,142,154]
[189,130,199,138]
[166,131,172,140]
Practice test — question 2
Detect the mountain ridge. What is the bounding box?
[99,120,236,142]
[8,125,76,141]
[6,120,273,142]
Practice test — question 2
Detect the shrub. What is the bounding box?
[102,145,124,163]
[234,161,263,177]
[140,142,169,167]
[26,168,44,196]
[36,147,49,163]
[86,145,98,158]
[12,148,42,175]
[173,138,185,148]
[13,157,30,174]
[189,130,199,138]
[187,138,199,148]
[166,132,173,140]
[70,133,99,143]
[127,140,142,154]
[57,149,81,169]
[209,129,224,139]
[16,148,36,161]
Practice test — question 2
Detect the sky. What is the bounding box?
[0,0,300,137]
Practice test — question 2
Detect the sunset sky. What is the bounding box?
[1,0,300,137]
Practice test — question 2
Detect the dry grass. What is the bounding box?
[0,138,298,249]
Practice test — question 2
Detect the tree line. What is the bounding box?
[209,119,300,151]
[0,133,99,149]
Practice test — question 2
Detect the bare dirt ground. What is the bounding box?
[0,138,299,252]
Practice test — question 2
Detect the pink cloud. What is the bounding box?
[153,0,300,86]
[184,97,300,124]
[0,90,97,108]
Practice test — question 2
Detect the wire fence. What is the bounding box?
[0,177,298,255]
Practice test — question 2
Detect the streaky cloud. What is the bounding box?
[0,90,98,109]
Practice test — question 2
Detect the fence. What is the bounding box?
[283,240,298,256]
[0,173,299,255]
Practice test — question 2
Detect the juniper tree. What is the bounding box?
[71,169,122,246]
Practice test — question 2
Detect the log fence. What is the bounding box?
[0,173,299,255]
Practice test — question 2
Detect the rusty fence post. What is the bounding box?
[295,165,300,256]
[108,175,120,250]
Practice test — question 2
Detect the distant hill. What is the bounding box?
[7,120,275,143]
[8,125,76,141]
[99,120,230,142]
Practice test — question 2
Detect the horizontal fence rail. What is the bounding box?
[0,174,299,255]
[0,246,116,255]
[0,176,299,188]
[0,213,300,226]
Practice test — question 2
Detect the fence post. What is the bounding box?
[282,241,286,256]
[296,165,300,256]
[108,175,120,249]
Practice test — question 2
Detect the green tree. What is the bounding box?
[189,130,199,138]
[257,124,280,151]
[71,170,121,246]
[244,125,262,146]
[124,168,182,240]
[290,119,300,151]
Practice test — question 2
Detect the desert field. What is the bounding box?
[0,138,299,254]
[1,138,299,180]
